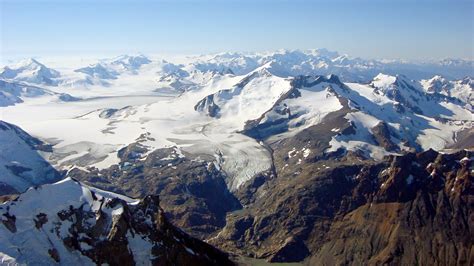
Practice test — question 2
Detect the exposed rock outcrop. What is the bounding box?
[212,149,473,265]
[0,178,234,265]
[69,146,241,239]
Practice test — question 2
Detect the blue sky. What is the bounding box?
[1,0,473,60]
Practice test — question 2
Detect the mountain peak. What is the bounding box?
[253,60,274,74]
[106,54,151,71]
[460,76,473,85]
[371,73,415,87]
[308,48,340,58]
[422,75,449,88]
[0,177,233,265]
[10,58,49,71]
[372,73,397,86]
[0,58,60,85]
[75,63,119,79]
[430,74,445,80]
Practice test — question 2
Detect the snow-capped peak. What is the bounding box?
[71,54,152,83]
[421,75,449,93]
[266,48,340,59]
[108,54,151,70]
[15,58,44,69]
[74,63,119,80]
[0,58,60,86]
[308,48,341,58]
[371,73,397,87]
[420,75,473,104]
[250,61,275,76]
[371,73,421,92]
[0,177,232,265]
[459,76,473,86]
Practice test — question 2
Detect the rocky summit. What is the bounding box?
[0,178,233,265]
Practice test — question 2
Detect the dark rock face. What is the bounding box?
[450,127,474,150]
[1,212,17,233]
[0,181,234,266]
[194,94,221,117]
[0,182,18,197]
[65,195,233,266]
[69,146,241,239]
[242,75,348,140]
[371,121,398,152]
[242,87,300,140]
[291,74,346,89]
[268,237,310,262]
[212,148,473,265]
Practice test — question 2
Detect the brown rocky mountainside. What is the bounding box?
[69,145,241,239]
[71,137,473,265]
[213,148,473,265]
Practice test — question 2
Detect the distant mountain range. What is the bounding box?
[2,49,473,87]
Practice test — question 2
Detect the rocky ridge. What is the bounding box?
[0,178,234,265]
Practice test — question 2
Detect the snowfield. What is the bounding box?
[0,63,274,190]
[0,50,472,191]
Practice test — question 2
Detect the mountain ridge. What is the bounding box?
[0,177,234,265]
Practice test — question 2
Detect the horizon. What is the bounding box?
[1,48,473,68]
[1,0,473,62]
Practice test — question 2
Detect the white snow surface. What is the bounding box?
[1,64,274,190]
[0,121,59,193]
[0,58,60,86]
[326,74,472,158]
[421,75,473,106]
[0,177,140,265]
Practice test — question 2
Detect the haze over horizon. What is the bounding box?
[1,0,473,62]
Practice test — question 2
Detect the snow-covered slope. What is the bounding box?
[0,58,61,86]
[242,74,345,139]
[421,75,473,105]
[325,73,473,158]
[242,72,472,159]
[0,177,232,265]
[187,52,259,75]
[0,79,79,107]
[104,54,152,72]
[0,80,48,106]
[67,55,152,87]
[74,63,120,80]
[156,73,195,94]
[73,55,151,80]
[0,121,60,195]
[195,63,293,128]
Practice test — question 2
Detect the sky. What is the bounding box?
[1,0,473,61]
